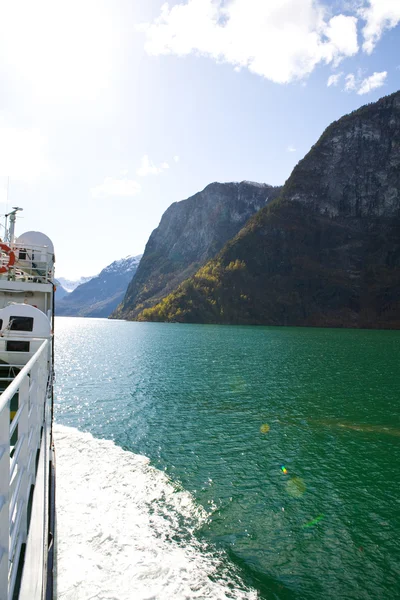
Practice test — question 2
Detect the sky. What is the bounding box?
[0,0,399,278]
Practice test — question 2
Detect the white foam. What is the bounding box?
[54,425,258,600]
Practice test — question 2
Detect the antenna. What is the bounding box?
[5,207,23,244]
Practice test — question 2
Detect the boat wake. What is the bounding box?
[54,425,257,600]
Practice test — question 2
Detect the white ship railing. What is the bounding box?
[0,243,55,284]
[0,340,50,600]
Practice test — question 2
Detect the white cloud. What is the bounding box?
[90,177,141,199]
[360,0,400,54]
[173,156,180,163]
[140,0,359,84]
[357,70,387,94]
[0,124,52,181]
[136,155,170,177]
[324,14,359,65]
[343,70,387,94]
[327,72,343,86]
[287,145,297,152]
[345,73,357,91]
[93,155,175,199]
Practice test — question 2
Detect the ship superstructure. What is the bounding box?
[0,209,55,600]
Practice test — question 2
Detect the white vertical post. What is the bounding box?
[29,362,41,476]
[0,404,9,595]
[17,377,30,546]
[34,362,44,425]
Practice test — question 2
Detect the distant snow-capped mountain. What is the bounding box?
[56,255,142,318]
[57,275,95,293]
[103,254,141,275]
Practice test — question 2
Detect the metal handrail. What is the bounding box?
[0,340,49,414]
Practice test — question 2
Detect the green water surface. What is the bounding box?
[55,319,400,600]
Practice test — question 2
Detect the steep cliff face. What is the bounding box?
[56,255,142,318]
[140,91,400,328]
[113,181,281,319]
[283,94,399,218]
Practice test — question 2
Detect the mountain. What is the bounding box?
[54,280,69,301]
[112,181,282,319]
[139,91,400,329]
[56,255,142,318]
[57,275,94,293]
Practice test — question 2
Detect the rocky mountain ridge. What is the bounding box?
[113,181,282,319]
[139,91,400,328]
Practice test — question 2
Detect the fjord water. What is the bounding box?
[54,318,400,600]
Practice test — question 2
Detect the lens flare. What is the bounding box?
[303,514,324,528]
[286,477,306,497]
[260,424,270,433]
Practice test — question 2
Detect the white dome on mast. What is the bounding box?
[16,231,55,254]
